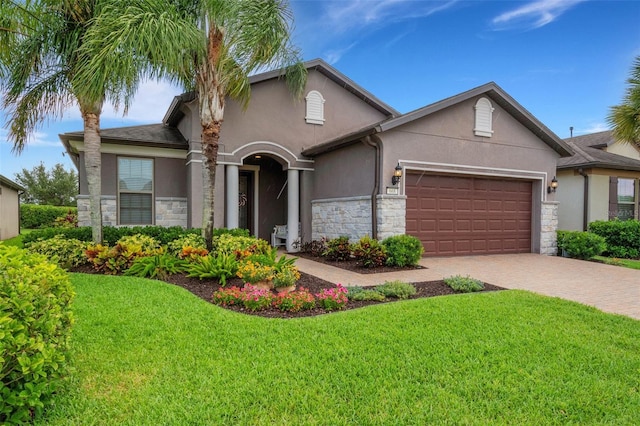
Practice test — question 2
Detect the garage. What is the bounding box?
[406,173,532,256]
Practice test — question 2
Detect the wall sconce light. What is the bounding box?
[547,176,558,193]
[392,163,403,186]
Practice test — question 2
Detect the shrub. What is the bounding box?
[350,289,386,302]
[352,235,387,268]
[212,228,250,238]
[376,281,417,299]
[323,236,352,261]
[346,286,364,300]
[52,210,78,228]
[588,220,640,258]
[25,234,89,269]
[22,226,200,246]
[167,234,207,257]
[20,204,77,229]
[86,235,163,274]
[186,253,238,286]
[124,254,188,280]
[315,284,349,311]
[212,234,270,258]
[382,235,424,267]
[557,230,607,259]
[0,246,74,423]
[300,238,327,257]
[272,288,316,312]
[444,275,485,293]
[22,226,93,245]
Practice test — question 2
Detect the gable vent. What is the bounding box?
[305,90,325,125]
[474,97,494,137]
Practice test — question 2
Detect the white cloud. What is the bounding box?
[324,43,358,65]
[0,128,60,148]
[578,122,610,135]
[492,0,586,31]
[58,78,183,124]
[324,0,459,34]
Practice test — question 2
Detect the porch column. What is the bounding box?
[226,165,239,229]
[287,168,300,252]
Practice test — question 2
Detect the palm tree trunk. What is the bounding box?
[202,121,221,248]
[81,103,103,243]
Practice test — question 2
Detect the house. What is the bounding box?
[0,174,24,240]
[60,59,572,256]
[557,130,640,231]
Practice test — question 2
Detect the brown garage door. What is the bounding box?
[406,174,532,256]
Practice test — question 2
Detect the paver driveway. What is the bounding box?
[295,253,640,320]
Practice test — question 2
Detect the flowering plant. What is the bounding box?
[241,284,274,311]
[316,284,349,311]
[273,265,301,288]
[236,260,275,284]
[273,288,316,312]
[212,286,244,306]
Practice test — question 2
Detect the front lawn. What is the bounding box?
[592,255,640,270]
[38,274,640,425]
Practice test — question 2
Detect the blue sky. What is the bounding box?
[1,0,639,181]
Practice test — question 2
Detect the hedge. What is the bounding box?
[588,220,640,258]
[0,246,75,423]
[557,230,607,259]
[23,225,202,245]
[20,204,77,229]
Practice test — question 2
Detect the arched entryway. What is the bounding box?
[220,141,312,252]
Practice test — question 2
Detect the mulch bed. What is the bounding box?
[71,258,504,319]
[294,252,425,274]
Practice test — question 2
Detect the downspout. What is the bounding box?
[363,135,380,239]
[577,168,589,231]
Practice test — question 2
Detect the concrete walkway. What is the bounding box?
[294,254,640,320]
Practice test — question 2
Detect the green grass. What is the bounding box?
[593,255,640,270]
[0,229,31,247]
[38,274,640,425]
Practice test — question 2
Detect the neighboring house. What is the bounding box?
[557,130,640,231]
[60,59,572,256]
[0,174,24,240]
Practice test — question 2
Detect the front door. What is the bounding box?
[239,171,254,234]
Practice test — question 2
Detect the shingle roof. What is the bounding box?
[60,123,187,148]
[558,130,640,171]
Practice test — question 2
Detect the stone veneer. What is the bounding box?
[540,201,559,255]
[376,195,406,240]
[77,195,187,228]
[312,195,407,241]
[312,196,372,241]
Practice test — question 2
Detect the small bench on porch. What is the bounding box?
[271,223,301,248]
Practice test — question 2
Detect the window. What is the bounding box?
[474,97,494,137]
[118,157,153,225]
[617,178,636,220]
[305,90,325,124]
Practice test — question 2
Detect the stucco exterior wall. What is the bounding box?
[312,142,375,200]
[217,69,390,157]
[380,96,559,183]
[607,141,640,160]
[0,183,21,240]
[556,171,585,231]
[588,174,610,223]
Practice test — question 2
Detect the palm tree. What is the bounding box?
[0,0,201,243]
[608,56,640,146]
[83,0,306,246]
